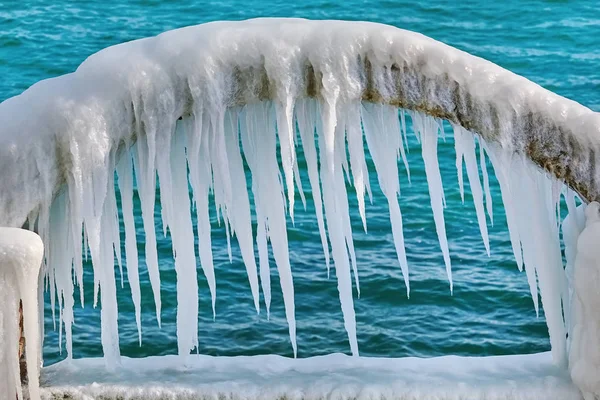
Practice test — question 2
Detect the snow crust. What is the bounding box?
[0,228,44,400]
[40,353,581,400]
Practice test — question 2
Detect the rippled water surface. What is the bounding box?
[0,1,598,365]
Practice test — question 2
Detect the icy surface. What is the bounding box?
[40,353,581,400]
[0,228,44,400]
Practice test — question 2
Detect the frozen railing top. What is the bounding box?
[0,18,599,228]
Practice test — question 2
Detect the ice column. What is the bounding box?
[567,201,600,400]
[0,228,44,400]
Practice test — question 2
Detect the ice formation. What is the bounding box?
[40,352,581,400]
[0,228,44,400]
[566,201,600,400]
[0,18,599,399]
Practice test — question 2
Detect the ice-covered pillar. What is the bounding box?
[0,228,44,400]
[565,201,600,400]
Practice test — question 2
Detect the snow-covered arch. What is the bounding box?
[1,18,599,400]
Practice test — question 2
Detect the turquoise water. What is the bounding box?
[0,1,598,366]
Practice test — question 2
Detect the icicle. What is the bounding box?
[485,143,523,271]
[256,216,272,317]
[565,189,585,233]
[293,152,307,211]
[241,102,297,356]
[317,100,358,356]
[414,113,452,291]
[185,109,217,318]
[514,160,567,366]
[508,157,568,367]
[400,110,409,156]
[454,127,465,204]
[116,151,142,345]
[275,98,298,222]
[296,99,331,276]
[562,189,583,347]
[133,139,162,327]
[509,158,539,314]
[397,110,411,184]
[160,121,201,358]
[48,192,75,359]
[41,205,57,329]
[70,212,84,309]
[224,215,233,263]
[209,109,234,252]
[553,181,562,227]
[85,184,121,369]
[479,139,494,226]
[454,126,490,256]
[106,174,123,288]
[333,115,360,296]
[345,102,370,233]
[238,110,270,316]
[223,110,260,313]
[362,103,410,297]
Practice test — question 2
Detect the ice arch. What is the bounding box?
[0,18,599,399]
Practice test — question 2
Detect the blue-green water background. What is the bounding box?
[0,1,598,366]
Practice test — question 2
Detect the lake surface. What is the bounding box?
[0,0,598,365]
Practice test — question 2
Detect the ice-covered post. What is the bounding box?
[563,201,600,400]
[0,228,44,400]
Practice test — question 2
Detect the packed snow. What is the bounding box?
[0,17,599,400]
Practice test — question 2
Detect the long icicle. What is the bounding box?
[413,112,453,292]
[224,109,261,313]
[454,125,490,256]
[116,150,143,345]
[318,99,359,356]
[185,109,217,318]
[133,137,162,327]
[241,102,297,356]
[362,103,410,297]
[296,99,331,277]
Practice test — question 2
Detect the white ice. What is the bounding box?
[362,103,410,296]
[241,102,297,356]
[453,125,490,256]
[0,228,44,400]
[116,152,142,345]
[568,201,600,399]
[412,112,453,291]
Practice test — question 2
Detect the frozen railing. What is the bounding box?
[0,18,599,400]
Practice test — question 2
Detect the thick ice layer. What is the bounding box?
[0,17,597,392]
[0,228,44,400]
[568,202,600,399]
[40,353,581,400]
